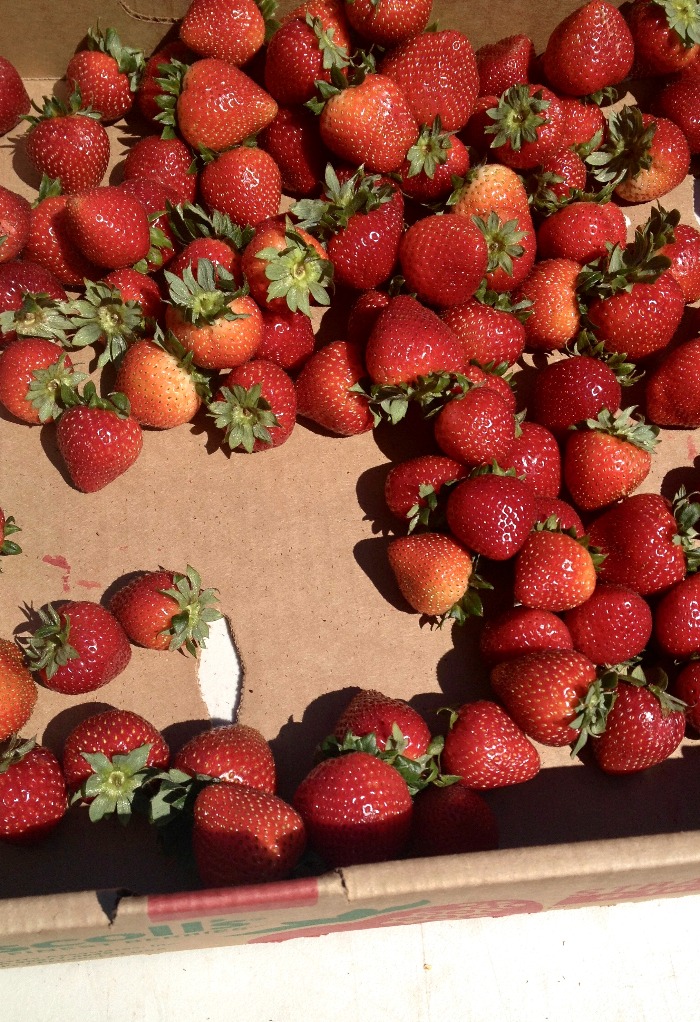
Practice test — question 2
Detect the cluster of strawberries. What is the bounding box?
[1,0,700,884]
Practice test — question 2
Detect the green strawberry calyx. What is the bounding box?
[27,353,88,424]
[651,0,700,48]
[86,24,146,91]
[57,379,133,420]
[472,211,527,280]
[438,564,495,626]
[164,258,250,327]
[569,332,641,387]
[76,743,160,824]
[573,405,660,454]
[306,50,376,114]
[23,604,79,680]
[157,564,223,657]
[569,669,619,756]
[0,514,21,557]
[0,292,74,345]
[207,383,280,453]
[533,517,608,570]
[24,85,102,125]
[306,12,351,72]
[586,105,658,189]
[404,117,454,180]
[133,214,174,274]
[256,222,334,318]
[153,59,189,139]
[292,163,395,236]
[166,202,254,251]
[472,280,534,321]
[0,736,37,774]
[671,486,700,573]
[63,279,147,367]
[484,84,551,152]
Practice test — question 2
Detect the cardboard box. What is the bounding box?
[1,0,699,969]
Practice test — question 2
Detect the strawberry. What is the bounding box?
[332,688,432,760]
[118,177,176,273]
[0,511,21,562]
[0,55,30,137]
[515,258,582,351]
[109,565,222,656]
[166,203,250,285]
[557,96,607,151]
[483,84,565,170]
[440,300,526,368]
[179,0,274,66]
[155,57,277,153]
[173,723,276,792]
[398,214,489,309]
[475,34,536,95]
[0,341,81,425]
[384,454,466,529]
[0,186,31,263]
[200,146,282,229]
[655,77,700,155]
[536,201,627,266]
[533,496,585,537]
[0,640,37,743]
[256,307,316,372]
[591,676,686,774]
[365,295,465,386]
[500,421,562,498]
[136,41,196,125]
[258,105,332,197]
[343,0,432,46]
[241,216,332,318]
[563,584,652,665]
[450,162,531,224]
[0,259,67,345]
[624,0,700,75]
[479,606,574,667]
[65,26,145,123]
[399,123,471,204]
[23,600,131,695]
[513,526,600,612]
[122,134,198,205]
[654,573,700,658]
[387,531,474,621]
[446,470,536,561]
[114,335,206,430]
[193,782,306,886]
[55,382,143,493]
[64,186,151,271]
[584,270,685,362]
[295,340,374,435]
[23,184,101,288]
[103,268,164,323]
[208,359,297,452]
[264,12,352,105]
[563,407,659,511]
[23,90,110,194]
[645,336,700,426]
[530,354,624,437]
[542,0,635,97]
[164,259,263,370]
[293,750,413,866]
[659,223,700,303]
[63,278,148,367]
[490,649,598,746]
[527,147,588,208]
[673,662,700,733]
[347,288,392,348]
[442,700,541,789]
[407,783,499,857]
[0,738,67,844]
[434,384,516,468]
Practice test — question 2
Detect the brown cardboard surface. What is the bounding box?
[0,0,700,968]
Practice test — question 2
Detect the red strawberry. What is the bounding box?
[440,300,526,367]
[528,147,588,207]
[531,354,623,437]
[563,407,659,512]
[0,186,31,263]
[515,258,582,351]
[536,201,627,266]
[23,91,110,194]
[490,649,598,746]
[0,639,37,743]
[179,0,271,66]
[0,55,30,136]
[365,295,465,386]
[24,600,131,695]
[114,337,204,430]
[122,134,198,205]
[193,782,306,886]
[118,177,176,273]
[65,26,145,123]
[387,531,474,621]
[476,34,536,95]
[483,84,565,170]
[591,678,685,774]
[585,271,685,362]
[0,340,80,425]
[293,750,413,866]
[264,11,352,105]
[500,421,562,498]
[55,383,143,493]
[542,0,635,97]
[0,260,67,345]
[384,454,466,528]
[513,527,599,612]
[442,700,541,789]
[673,662,700,733]
[166,202,247,285]
[24,187,101,288]
[241,216,332,318]
[258,106,332,197]
[208,359,297,452]
[0,739,67,843]
[659,223,700,303]
[295,340,374,436]
[624,0,700,75]
[407,783,499,857]
[64,186,151,271]
[398,214,489,309]
[399,124,471,204]
[563,584,652,665]
[103,268,164,323]
[557,96,606,151]
[645,336,700,426]
[347,288,392,348]
[109,565,222,656]
[655,78,700,155]
[654,574,700,658]
[256,307,316,373]
[136,41,196,124]
[446,470,536,561]
[479,606,574,667]
[533,496,585,537]
[173,723,276,792]
[332,688,432,760]
[451,161,531,224]
[344,0,432,46]
[200,146,282,230]
[433,385,516,468]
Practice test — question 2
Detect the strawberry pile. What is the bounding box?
[1,0,700,888]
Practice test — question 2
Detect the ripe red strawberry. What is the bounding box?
[55,383,143,493]
[586,271,685,362]
[440,300,526,367]
[0,340,80,425]
[542,0,635,97]
[659,223,700,303]
[103,268,164,323]
[655,77,700,155]
[118,177,176,273]
[241,216,332,318]
[387,531,474,621]
[384,454,466,528]
[624,0,700,75]
[0,260,67,345]
[0,55,30,136]
[332,689,432,760]
[200,146,282,229]
[114,336,205,430]
[483,84,565,170]
[557,96,606,151]
[258,105,332,197]
[645,336,700,426]
[344,0,432,45]
[563,584,652,665]
[293,750,413,866]
[563,407,659,512]
[173,724,276,792]
[380,29,479,132]
[64,186,151,271]
[500,421,562,498]
[528,147,588,208]
[264,11,352,105]
[347,288,392,348]
[450,162,531,224]
[23,91,110,194]
[122,134,198,205]
[446,471,536,561]
[654,574,700,658]
[365,295,465,386]
[208,359,297,452]
[0,640,37,743]
[531,354,623,437]
[62,709,169,820]
[166,203,247,285]
[24,600,131,695]
[479,606,574,667]
[442,700,541,789]
[533,496,585,537]
[514,527,599,612]
[0,739,67,843]
[65,26,145,123]
[23,187,101,288]
[536,201,627,266]
[591,678,685,774]
[256,307,315,372]
[476,34,536,95]
[433,385,516,468]
[399,124,470,204]
[295,340,374,435]
[179,0,271,66]
[0,186,31,263]
[490,649,598,746]
[515,258,582,351]
[673,662,700,733]
[136,41,196,124]
[398,214,489,309]
[193,782,306,886]
[109,565,222,656]
[407,783,499,857]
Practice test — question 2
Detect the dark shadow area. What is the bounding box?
[38,422,73,488]
[41,700,116,756]
[370,406,439,463]
[161,717,214,756]
[353,535,416,613]
[355,461,396,536]
[660,457,700,503]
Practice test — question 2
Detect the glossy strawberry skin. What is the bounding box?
[479,607,574,667]
[61,709,170,791]
[531,355,622,437]
[613,114,691,204]
[587,273,686,361]
[516,258,582,351]
[442,700,541,789]
[0,261,67,344]
[32,601,132,695]
[365,295,465,386]
[264,14,351,105]
[563,431,652,512]
[407,784,499,857]
[0,639,37,743]
[659,224,700,304]
[536,201,627,265]
[328,183,405,291]
[0,339,73,424]
[24,112,110,195]
[23,195,101,288]
[0,187,31,263]
[673,662,700,733]
[488,85,566,171]
[65,50,134,123]
[441,301,526,368]
[476,34,536,95]
[514,531,597,612]
[200,147,282,229]
[533,496,585,537]
[64,187,151,271]
[542,0,635,97]
[384,455,466,522]
[56,404,143,493]
[293,750,413,866]
[398,214,489,309]
[563,584,653,665]
[645,337,700,427]
[399,135,471,204]
[434,387,516,468]
[500,421,562,499]
[114,340,202,430]
[591,682,685,775]
[258,106,331,197]
[0,745,67,844]
[625,0,700,75]
[180,0,267,66]
[295,340,374,436]
[446,474,536,561]
[165,294,264,371]
[344,0,432,45]
[219,359,297,451]
[654,574,700,658]
[256,308,315,373]
[176,59,278,152]
[0,56,30,136]
[656,79,700,155]
[109,570,182,651]
[122,135,198,205]
[173,723,276,793]
[333,689,432,760]
[168,237,243,284]
[387,532,473,617]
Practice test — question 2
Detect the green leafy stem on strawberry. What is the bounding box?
[352,367,515,426]
[164,258,251,326]
[292,163,395,236]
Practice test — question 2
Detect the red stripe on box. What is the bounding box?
[147,877,319,921]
